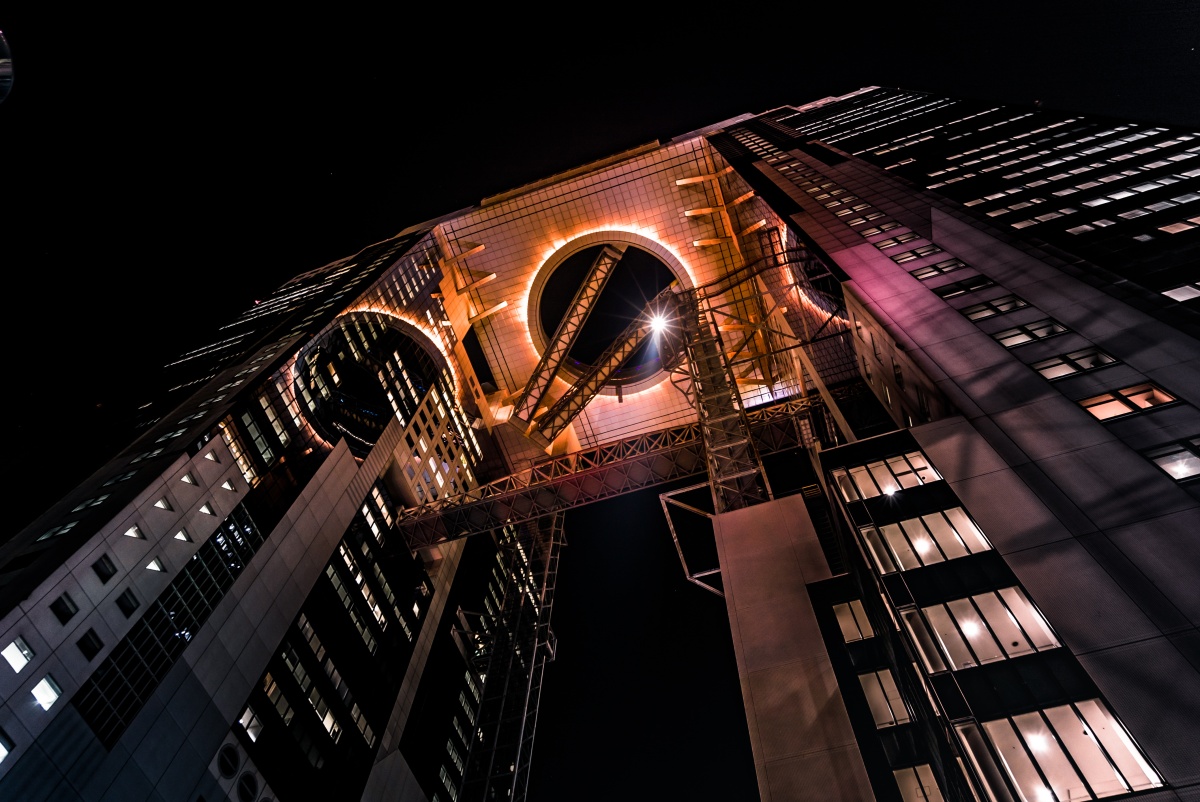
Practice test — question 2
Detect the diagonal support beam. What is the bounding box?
[533,281,683,443]
[512,244,626,425]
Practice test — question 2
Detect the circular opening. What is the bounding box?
[295,313,449,457]
[537,244,678,386]
[217,745,240,779]
[236,772,258,802]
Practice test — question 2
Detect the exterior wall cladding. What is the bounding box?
[1,86,1197,802]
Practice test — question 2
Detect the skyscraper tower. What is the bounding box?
[1,87,1197,802]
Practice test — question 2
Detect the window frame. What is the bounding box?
[993,318,1070,348]
[1143,437,1200,481]
[960,294,1029,321]
[1030,346,1119,379]
[1079,382,1177,421]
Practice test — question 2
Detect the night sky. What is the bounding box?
[2,4,1198,800]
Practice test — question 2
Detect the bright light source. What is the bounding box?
[650,315,667,333]
[32,676,61,710]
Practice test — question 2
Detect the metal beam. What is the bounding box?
[395,396,819,551]
[512,244,625,425]
[532,281,683,443]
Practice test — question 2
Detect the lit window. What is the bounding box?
[31,675,62,710]
[903,587,1059,672]
[124,525,144,539]
[1163,282,1200,301]
[859,669,911,728]
[174,528,192,542]
[933,275,996,299]
[37,521,77,542]
[1030,347,1117,379]
[993,319,1069,348]
[239,706,264,742]
[860,507,992,574]
[70,493,110,512]
[1080,383,1175,420]
[199,503,215,515]
[957,700,1161,801]
[1144,438,1200,481]
[830,451,942,501]
[146,558,165,572]
[911,258,967,280]
[894,765,945,802]
[893,244,944,264]
[2,637,35,672]
[153,497,173,510]
[834,600,874,643]
[221,480,236,491]
[181,472,197,484]
[961,294,1028,321]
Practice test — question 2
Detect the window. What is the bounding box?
[933,275,996,298]
[31,675,63,710]
[892,357,905,390]
[77,629,105,661]
[957,700,1162,801]
[859,669,911,727]
[239,706,264,742]
[993,318,1069,347]
[830,451,942,501]
[894,765,945,802]
[911,258,967,280]
[903,587,1059,672]
[116,588,140,618]
[875,231,920,249]
[50,593,79,624]
[124,525,144,539]
[92,554,119,584]
[2,636,35,672]
[0,726,13,763]
[1080,383,1176,420]
[860,507,991,574]
[1144,438,1200,480]
[893,244,944,263]
[834,600,874,643]
[1162,282,1200,302]
[37,521,78,542]
[146,558,165,572]
[1030,347,1117,379]
[961,294,1028,321]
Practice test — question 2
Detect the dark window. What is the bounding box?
[116,589,140,618]
[92,554,118,584]
[1030,347,1118,379]
[77,629,105,661]
[50,593,79,625]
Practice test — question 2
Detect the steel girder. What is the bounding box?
[533,281,684,442]
[512,244,625,425]
[395,397,817,550]
[677,293,772,513]
[459,513,564,802]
